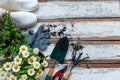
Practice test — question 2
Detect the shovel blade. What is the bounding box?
[50,37,69,64]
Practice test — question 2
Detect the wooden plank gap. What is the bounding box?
[48,59,120,64]
[50,37,120,44]
[47,60,120,68]
[38,17,120,23]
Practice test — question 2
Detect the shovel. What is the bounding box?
[45,37,69,80]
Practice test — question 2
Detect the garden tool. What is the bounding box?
[45,37,69,80]
[61,38,89,80]
[51,65,68,80]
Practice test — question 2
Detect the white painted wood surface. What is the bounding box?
[42,44,120,59]
[24,21,120,60]
[26,1,120,79]
[33,1,120,19]
[27,21,120,38]
[39,68,120,80]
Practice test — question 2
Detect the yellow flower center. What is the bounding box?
[30,58,34,63]
[11,77,15,80]
[38,70,42,75]
[14,65,18,70]
[0,65,2,68]
[6,64,10,68]
[36,64,38,67]
[7,73,10,78]
[15,58,20,62]
[22,47,26,51]
[0,65,2,69]
[29,70,33,74]
[1,73,5,77]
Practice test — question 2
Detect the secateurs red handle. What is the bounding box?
[51,65,68,80]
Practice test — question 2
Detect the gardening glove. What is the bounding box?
[27,24,51,51]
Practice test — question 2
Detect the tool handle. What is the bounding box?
[61,71,71,80]
[45,67,54,80]
[61,78,67,80]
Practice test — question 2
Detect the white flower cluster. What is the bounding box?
[0,45,48,80]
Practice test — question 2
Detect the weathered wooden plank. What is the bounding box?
[42,44,120,59]
[30,22,120,40]
[39,68,120,80]
[46,22,120,38]
[39,0,119,2]
[33,1,120,19]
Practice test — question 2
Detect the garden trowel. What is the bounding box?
[45,37,69,80]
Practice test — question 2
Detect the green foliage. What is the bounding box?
[0,12,27,59]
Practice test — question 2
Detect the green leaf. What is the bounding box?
[0,12,27,59]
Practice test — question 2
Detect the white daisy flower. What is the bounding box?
[28,56,36,64]
[21,74,27,80]
[3,62,12,71]
[9,75,17,80]
[0,71,6,79]
[27,68,35,76]
[14,56,22,65]
[41,60,48,67]
[33,62,40,69]
[12,64,20,72]
[33,48,39,54]
[19,45,28,52]
[6,72,11,79]
[35,69,43,79]
[22,51,29,58]
[37,69,43,76]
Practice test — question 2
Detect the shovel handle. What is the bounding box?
[45,67,54,80]
[61,71,71,80]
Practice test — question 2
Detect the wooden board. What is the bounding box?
[33,1,120,19]
[43,44,120,60]
[28,1,120,69]
[39,68,120,80]
[23,21,120,68]
[45,44,120,68]
[29,22,120,41]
